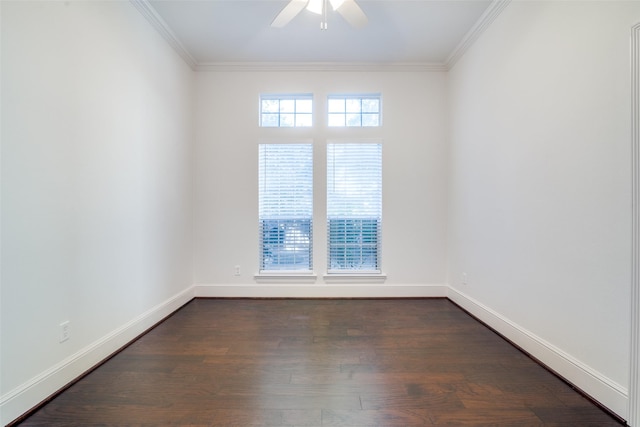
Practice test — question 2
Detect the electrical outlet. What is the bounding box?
[462,273,468,285]
[234,265,241,276]
[60,321,70,343]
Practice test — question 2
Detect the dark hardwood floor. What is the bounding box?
[17,298,623,426]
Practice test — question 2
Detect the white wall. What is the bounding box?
[193,70,449,296]
[447,0,639,419]
[3,0,637,424]
[0,1,194,424]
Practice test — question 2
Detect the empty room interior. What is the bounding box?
[2,0,640,425]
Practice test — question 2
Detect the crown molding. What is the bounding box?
[129,0,197,70]
[195,61,447,73]
[132,0,507,73]
[445,0,511,70]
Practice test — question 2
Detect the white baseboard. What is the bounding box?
[0,285,196,426]
[3,284,627,425]
[194,283,448,298]
[447,286,629,421]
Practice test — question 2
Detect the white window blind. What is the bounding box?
[259,143,313,271]
[327,143,382,272]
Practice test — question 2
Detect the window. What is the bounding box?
[259,143,313,271]
[328,95,381,127]
[260,94,313,127]
[327,143,382,272]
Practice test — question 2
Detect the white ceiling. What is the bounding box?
[146,0,494,67]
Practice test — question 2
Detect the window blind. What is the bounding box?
[327,143,382,272]
[259,143,313,271]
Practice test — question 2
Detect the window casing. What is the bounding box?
[327,143,382,273]
[260,94,313,127]
[258,143,313,272]
[328,95,381,127]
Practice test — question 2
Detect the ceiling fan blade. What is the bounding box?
[336,0,368,29]
[271,0,308,28]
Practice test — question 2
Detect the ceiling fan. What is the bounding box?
[271,0,368,30]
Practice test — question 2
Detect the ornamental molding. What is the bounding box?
[129,0,197,69]
[445,0,511,70]
[131,0,510,73]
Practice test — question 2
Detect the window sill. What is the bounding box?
[323,273,387,284]
[254,272,317,284]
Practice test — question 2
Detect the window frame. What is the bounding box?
[257,141,314,275]
[327,94,382,128]
[259,94,314,128]
[326,140,383,275]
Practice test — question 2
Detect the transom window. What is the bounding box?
[260,94,313,127]
[328,95,381,127]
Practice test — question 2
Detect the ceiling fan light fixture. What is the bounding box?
[306,0,323,15]
[329,0,345,10]
[271,0,367,29]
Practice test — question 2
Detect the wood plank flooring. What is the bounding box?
[16,299,624,426]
